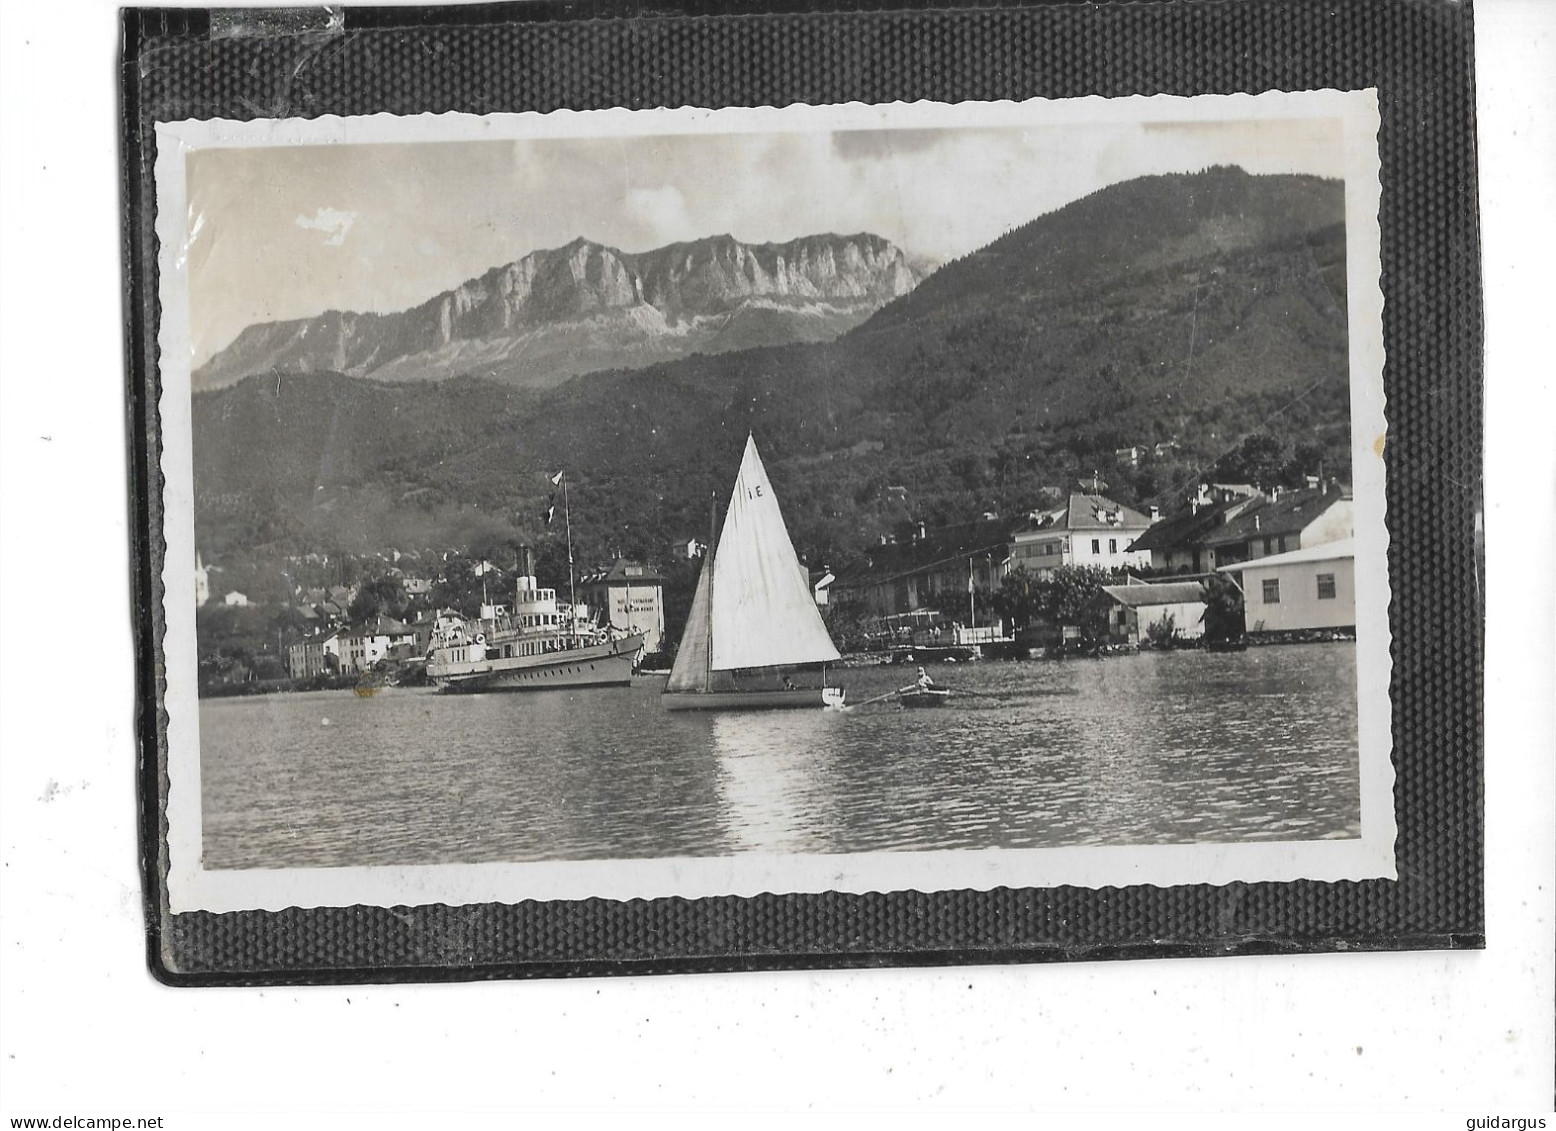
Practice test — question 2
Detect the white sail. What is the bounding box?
[709,435,841,671]
[664,551,713,692]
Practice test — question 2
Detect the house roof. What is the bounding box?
[368,615,414,635]
[1217,537,1355,571]
[579,558,665,585]
[1101,581,1208,607]
[1199,486,1348,547]
[1018,493,1154,536]
[1127,495,1254,553]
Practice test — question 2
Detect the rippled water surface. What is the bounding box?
[200,644,1361,869]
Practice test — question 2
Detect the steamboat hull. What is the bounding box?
[661,687,845,711]
[429,634,644,693]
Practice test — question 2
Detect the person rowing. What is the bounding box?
[914,666,937,692]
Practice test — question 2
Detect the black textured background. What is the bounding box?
[122,0,1484,984]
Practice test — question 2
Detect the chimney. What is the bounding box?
[917,520,927,543]
[1254,515,1262,531]
[1321,479,1329,496]
[1148,505,1160,522]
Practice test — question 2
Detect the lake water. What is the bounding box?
[199,643,1360,869]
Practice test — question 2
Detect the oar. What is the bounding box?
[849,684,918,709]
[941,686,1011,701]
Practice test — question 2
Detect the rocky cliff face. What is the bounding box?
[194,233,924,390]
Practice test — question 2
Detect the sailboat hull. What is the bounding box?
[661,687,845,711]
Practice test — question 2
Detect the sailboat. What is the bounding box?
[662,435,846,711]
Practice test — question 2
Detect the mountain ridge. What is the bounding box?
[193,231,924,391]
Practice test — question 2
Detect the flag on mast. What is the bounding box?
[549,470,564,485]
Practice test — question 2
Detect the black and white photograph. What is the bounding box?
[155,91,1392,914]
[11,0,1551,1121]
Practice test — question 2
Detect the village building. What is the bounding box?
[1127,483,1262,573]
[319,630,343,671]
[338,631,393,674]
[363,614,419,656]
[1197,482,1352,566]
[1130,482,1350,572]
[1008,493,1157,577]
[286,637,330,680]
[222,590,249,607]
[577,559,667,654]
[401,576,432,598]
[811,569,835,607]
[1220,538,1356,635]
[1099,580,1209,645]
[831,517,1012,618]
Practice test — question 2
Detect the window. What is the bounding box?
[1045,542,1056,556]
[1090,538,1101,554]
[1316,573,1337,600]
[1277,536,1288,553]
[1262,579,1281,604]
[1108,538,1117,554]
[1263,537,1273,555]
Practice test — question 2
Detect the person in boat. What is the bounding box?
[914,666,936,692]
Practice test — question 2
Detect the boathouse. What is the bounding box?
[1099,580,1209,645]
[1219,538,1356,635]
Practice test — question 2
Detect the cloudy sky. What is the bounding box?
[185,115,1344,365]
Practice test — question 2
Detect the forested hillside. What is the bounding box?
[192,166,1353,578]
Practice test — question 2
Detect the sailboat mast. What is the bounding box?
[705,491,716,690]
[968,557,976,634]
[562,474,577,626]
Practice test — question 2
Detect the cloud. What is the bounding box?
[294,207,357,246]
[622,185,696,246]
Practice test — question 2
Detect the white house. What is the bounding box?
[812,569,835,607]
[1009,493,1156,577]
[578,559,667,655]
[222,590,249,607]
[1220,538,1356,635]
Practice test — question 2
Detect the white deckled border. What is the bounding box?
[154,89,1393,914]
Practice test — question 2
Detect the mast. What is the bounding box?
[968,557,976,635]
[562,474,577,634]
[705,491,716,690]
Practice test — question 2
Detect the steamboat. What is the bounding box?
[426,553,645,693]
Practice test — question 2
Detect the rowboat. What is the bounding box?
[898,687,951,708]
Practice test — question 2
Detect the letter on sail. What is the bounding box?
[708,436,840,671]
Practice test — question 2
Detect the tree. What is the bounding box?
[1202,573,1246,642]
[1028,565,1113,643]
[1145,610,1180,649]
[348,575,405,623]
[1213,433,1288,489]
